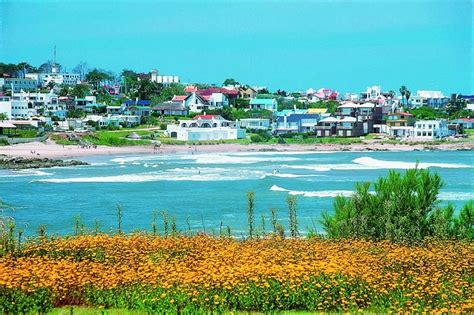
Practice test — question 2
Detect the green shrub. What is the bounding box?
[321,168,473,243]
[250,134,264,143]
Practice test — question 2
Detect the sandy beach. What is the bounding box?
[0,139,472,159]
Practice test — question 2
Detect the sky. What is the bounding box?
[0,0,472,94]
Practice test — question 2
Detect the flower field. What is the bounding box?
[0,234,473,313]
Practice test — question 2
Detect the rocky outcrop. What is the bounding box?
[0,155,89,170]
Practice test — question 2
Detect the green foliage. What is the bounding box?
[287,196,298,238]
[67,108,85,119]
[85,69,113,90]
[409,106,447,120]
[223,78,239,86]
[308,100,339,114]
[0,287,53,313]
[247,192,255,238]
[234,98,250,109]
[151,83,185,103]
[322,168,473,243]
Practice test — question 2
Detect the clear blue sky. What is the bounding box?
[0,0,472,94]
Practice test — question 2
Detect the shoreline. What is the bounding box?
[0,140,472,159]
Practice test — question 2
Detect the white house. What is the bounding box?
[0,97,12,119]
[239,118,271,130]
[249,98,278,111]
[414,119,449,139]
[11,100,35,119]
[167,114,246,141]
[0,78,37,92]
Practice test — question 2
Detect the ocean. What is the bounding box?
[1,150,473,236]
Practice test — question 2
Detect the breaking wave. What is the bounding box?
[270,185,353,198]
[36,168,267,183]
[353,157,471,169]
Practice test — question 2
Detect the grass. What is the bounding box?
[83,130,155,146]
[1,129,38,138]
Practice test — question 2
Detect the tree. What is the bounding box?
[72,62,88,80]
[151,83,185,104]
[85,69,113,90]
[134,78,160,100]
[399,86,407,106]
[405,90,411,107]
[0,113,8,120]
[446,95,467,117]
[58,86,69,97]
[70,84,90,98]
[223,78,239,86]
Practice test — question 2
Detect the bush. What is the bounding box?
[250,134,264,143]
[321,168,474,243]
[160,123,167,130]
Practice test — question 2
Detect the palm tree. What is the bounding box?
[399,86,407,106]
[405,90,411,108]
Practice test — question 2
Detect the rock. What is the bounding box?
[0,156,89,170]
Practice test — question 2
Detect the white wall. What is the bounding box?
[0,98,12,119]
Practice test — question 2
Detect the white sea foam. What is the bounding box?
[110,155,165,164]
[267,173,324,178]
[281,163,375,171]
[36,167,267,183]
[2,170,54,177]
[438,191,474,201]
[270,185,353,198]
[353,157,471,169]
[183,153,299,164]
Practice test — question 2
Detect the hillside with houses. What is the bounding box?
[0,62,473,146]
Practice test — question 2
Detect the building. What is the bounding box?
[75,96,97,109]
[0,78,37,92]
[239,118,270,130]
[451,118,474,130]
[336,102,375,134]
[150,69,179,85]
[239,86,257,99]
[414,119,449,139]
[249,98,278,111]
[410,91,449,109]
[0,96,12,119]
[129,106,151,118]
[167,114,246,141]
[275,114,320,134]
[385,112,415,137]
[172,93,229,113]
[152,102,188,116]
[315,102,376,137]
[11,100,34,119]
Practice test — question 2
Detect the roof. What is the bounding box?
[184,86,198,93]
[277,109,308,116]
[193,114,220,120]
[172,95,188,101]
[0,122,16,128]
[307,108,327,114]
[320,117,339,123]
[153,102,186,111]
[455,118,474,122]
[277,114,319,123]
[250,98,276,105]
[122,100,151,106]
[197,88,239,96]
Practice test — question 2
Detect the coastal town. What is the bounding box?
[0,59,473,152]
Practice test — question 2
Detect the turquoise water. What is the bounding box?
[1,150,473,236]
